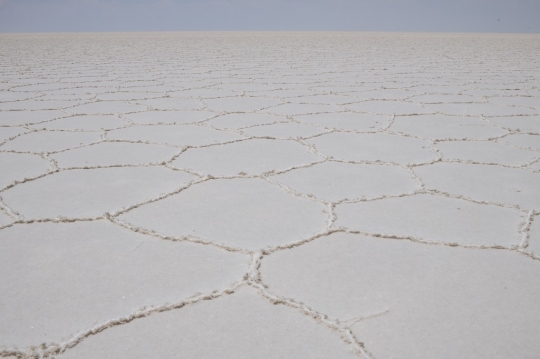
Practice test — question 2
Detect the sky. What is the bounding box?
[0,0,539,33]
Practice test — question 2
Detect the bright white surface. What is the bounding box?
[0,33,539,358]
[262,233,540,359]
[0,221,247,347]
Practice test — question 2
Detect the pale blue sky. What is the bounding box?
[0,0,539,33]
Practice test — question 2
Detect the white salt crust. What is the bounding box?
[1,32,539,359]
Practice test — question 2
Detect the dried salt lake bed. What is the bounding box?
[1,32,540,358]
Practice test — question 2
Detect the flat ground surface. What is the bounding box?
[1,32,540,358]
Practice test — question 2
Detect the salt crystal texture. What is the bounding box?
[0,32,539,358]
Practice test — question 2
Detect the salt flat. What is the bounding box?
[0,32,539,358]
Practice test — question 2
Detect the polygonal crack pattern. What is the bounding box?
[171,138,322,176]
[2,167,196,219]
[56,287,359,359]
[0,221,247,348]
[261,233,540,359]
[0,33,539,358]
[118,178,328,250]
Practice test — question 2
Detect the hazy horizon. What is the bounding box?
[1,0,539,34]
